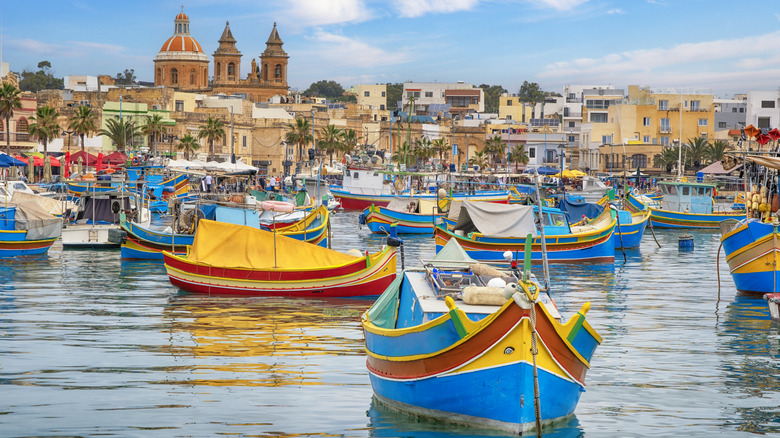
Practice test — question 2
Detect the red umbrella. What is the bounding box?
[744,124,761,139]
[96,153,104,173]
[64,151,70,178]
[756,133,771,146]
[14,155,27,165]
[32,156,45,166]
[768,128,780,141]
[69,150,98,166]
[102,151,128,165]
[48,156,61,167]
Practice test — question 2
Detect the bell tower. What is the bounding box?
[260,23,288,88]
[213,21,242,86]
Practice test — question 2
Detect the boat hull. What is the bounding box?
[0,231,57,257]
[721,220,780,294]
[614,211,650,249]
[363,205,442,234]
[61,225,120,249]
[333,188,509,211]
[649,208,746,229]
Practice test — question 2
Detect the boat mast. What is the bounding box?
[677,90,683,180]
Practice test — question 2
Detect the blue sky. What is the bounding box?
[2,0,779,97]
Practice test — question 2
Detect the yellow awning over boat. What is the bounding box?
[188,219,361,269]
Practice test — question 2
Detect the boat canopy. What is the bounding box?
[658,181,714,214]
[8,194,63,240]
[452,201,538,238]
[187,219,361,269]
[428,238,478,269]
[385,197,438,214]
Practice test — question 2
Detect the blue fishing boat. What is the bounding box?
[434,201,616,263]
[363,239,602,434]
[0,195,63,257]
[720,219,780,294]
[562,195,649,249]
[628,181,744,228]
[362,198,444,234]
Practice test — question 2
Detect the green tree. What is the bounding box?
[285,117,313,163]
[431,138,449,163]
[0,82,22,156]
[142,113,166,158]
[114,69,137,85]
[704,139,731,164]
[100,117,140,154]
[479,84,507,114]
[177,134,199,160]
[28,105,61,156]
[68,105,98,152]
[391,142,413,169]
[198,116,225,161]
[319,124,343,166]
[468,150,488,170]
[304,80,345,98]
[653,146,680,173]
[517,81,546,119]
[385,83,403,110]
[341,128,360,158]
[508,144,530,172]
[482,135,506,168]
[685,137,710,169]
[19,60,64,92]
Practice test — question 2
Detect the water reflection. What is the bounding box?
[161,294,372,388]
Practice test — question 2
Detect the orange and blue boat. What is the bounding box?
[362,198,445,234]
[0,196,62,257]
[434,201,616,263]
[720,219,780,294]
[163,219,397,297]
[363,242,602,433]
[627,181,744,228]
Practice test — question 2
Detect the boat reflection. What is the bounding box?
[161,294,373,387]
[717,294,780,435]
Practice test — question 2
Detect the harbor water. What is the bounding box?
[1,210,778,437]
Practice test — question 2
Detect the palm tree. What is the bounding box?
[28,105,61,156]
[100,117,140,154]
[391,142,413,170]
[198,116,225,162]
[431,138,449,164]
[704,140,731,164]
[0,82,22,156]
[508,144,530,172]
[483,135,505,168]
[142,113,166,158]
[468,150,488,170]
[177,134,199,160]
[284,117,313,164]
[653,146,680,173]
[319,124,343,166]
[341,128,360,157]
[685,137,709,170]
[68,105,97,152]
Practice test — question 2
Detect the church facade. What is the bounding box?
[154,10,289,102]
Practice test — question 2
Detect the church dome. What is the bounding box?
[160,35,203,53]
[155,9,208,62]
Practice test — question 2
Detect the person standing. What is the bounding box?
[205,173,213,193]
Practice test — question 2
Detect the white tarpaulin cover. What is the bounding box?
[10,192,63,240]
[452,201,538,238]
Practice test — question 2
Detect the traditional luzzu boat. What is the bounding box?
[361,197,445,234]
[719,219,780,294]
[434,201,616,263]
[581,195,651,249]
[163,219,398,297]
[120,203,330,260]
[362,238,602,434]
[331,165,509,210]
[0,193,63,257]
[627,181,744,229]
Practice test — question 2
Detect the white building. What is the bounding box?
[745,91,780,131]
[402,81,484,118]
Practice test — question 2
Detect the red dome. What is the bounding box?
[176,12,189,20]
[160,35,203,53]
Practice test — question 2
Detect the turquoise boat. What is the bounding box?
[628,181,744,229]
[720,219,780,294]
[0,196,62,257]
[362,198,444,234]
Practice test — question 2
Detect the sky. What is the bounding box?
[2,0,780,97]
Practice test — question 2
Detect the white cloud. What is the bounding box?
[528,0,589,11]
[303,30,409,68]
[281,0,373,27]
[607,9,625,14]
[394,0,480,18]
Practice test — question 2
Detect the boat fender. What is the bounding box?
[394,178,404,193]
[347,249,363,257]
[386,236,402,247]
[111,200,122,214]
[358,213,366,225]
[261,200,295,213]
[462,286,509,306]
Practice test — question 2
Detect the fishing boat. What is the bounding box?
[628,181,744,228]
[362,239,602,434]
[331,165,509,210]
[120,204,330,259]
[0,193,63,257]
[163,218,398,297]
[566,195,650,250]
[61,189,150,249]
[719,219,780,294]
[361,197,445,234]
[434,201,616,263]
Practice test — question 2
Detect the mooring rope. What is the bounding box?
[530,295,542,437]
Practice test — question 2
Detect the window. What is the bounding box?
[653,154,661,167]
[175,100,184,112]
[529,147,535,158]
[215,62,221,79]
[381,91,386,97]
[16,118,28,141]
[171,68,178,84]
[682,186,690,196]
[643,136,650,143]
[660,118,671,132]
[380,104,385,110]
[659,100,668,110]
[568,135,575,143]
[590,113,608,123]
[549,213,566,227]
[698,119,708,126]
[364,91,370,97]
[585,99,612,109]
[190,68,196,85]
[758,117,771,129]
[690,100,700,111]
[274,64,282,79]
[242,136,247,148]
[507,100,512,106]
[739,108,744,113]
[601,135,612,145]
[643,117,651,126]
[666,185,677,195]
[425,91,433,98]
[761,100,775,108]
[631,154,648,168]
[660,136,670,146]
[406,91,420,98]
[568,121,575,127]
[227,62,235,79]
[732,107,737,113]
[718,122,727,128]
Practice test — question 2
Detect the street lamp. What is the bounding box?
[62,130,75,152]
[558,143,566,197]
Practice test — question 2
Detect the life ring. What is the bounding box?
[132,157,140,166]
[394,178,404,192]
[262,200,295,213]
